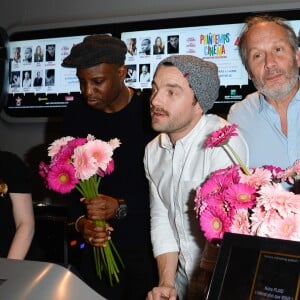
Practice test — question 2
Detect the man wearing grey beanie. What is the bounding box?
[144,55,249,299]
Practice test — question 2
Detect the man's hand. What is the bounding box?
[82,194,119,221]
[147,252,178,299]
[147,285,177,300]
[77,216,113,247]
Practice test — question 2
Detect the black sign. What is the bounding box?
[207,233,300,300]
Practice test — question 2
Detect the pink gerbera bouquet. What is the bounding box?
[194,124,300,245]
[39,134,124,286]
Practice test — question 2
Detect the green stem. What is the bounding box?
[225,143,250,175]
[110,239,125,269]
[92,219,124,285]
[75,176,124,286]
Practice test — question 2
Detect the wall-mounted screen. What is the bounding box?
[121,19,300,115]
[6,34,87,118]
[121,23,251,115]
[2,11,300,120]
[122,23,248,88]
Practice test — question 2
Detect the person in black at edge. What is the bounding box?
[61,34,158,299]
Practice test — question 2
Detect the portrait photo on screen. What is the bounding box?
[126,38,137,56]
[33,70,43,87]
[139,64,150,83]
[46,44,56,62]
[23,46,32,63]
[125,64,137,83]
[153,36,165,55]
[34,45,44,63]
[139,37,151,55]
[10,71,20,88]
[22,70,32,88]
[167,35,179,54]
[12,46,21,63]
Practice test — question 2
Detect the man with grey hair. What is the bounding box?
[144,55,248,299]
[228,15,300,170]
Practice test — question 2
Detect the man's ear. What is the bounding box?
[296,50,300,68]
[118,65,127,80]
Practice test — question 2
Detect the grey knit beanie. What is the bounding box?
[62,34,127,68]
[157,55,220,112]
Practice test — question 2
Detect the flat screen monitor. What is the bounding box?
[2,11,300,120]
[122,23,248,88]
[121,19,300,115]
[6,34,87,118]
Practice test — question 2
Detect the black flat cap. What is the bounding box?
[62,34,127,68]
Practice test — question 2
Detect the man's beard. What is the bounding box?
[251,66,299,101]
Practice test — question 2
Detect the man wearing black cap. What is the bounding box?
[61,34,157,299]
[144,55,249,299]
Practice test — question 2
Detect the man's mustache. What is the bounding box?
[150,107,168,115]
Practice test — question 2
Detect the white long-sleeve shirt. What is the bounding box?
[144,114,249,298]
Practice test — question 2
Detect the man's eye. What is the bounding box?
[253,53,261,59]
[168,90,175,96]
[150,88,157,97]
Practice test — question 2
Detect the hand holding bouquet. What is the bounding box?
[39,134,125,285]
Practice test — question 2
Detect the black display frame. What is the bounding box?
[206,232,300,300]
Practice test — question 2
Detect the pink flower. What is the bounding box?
[52,145,73,165]
[197,174,225,198]
[230,209,252,235]
[200,207,231,243]
[205,124,238,148]
[239,167,272,187]
[72,145,99,181]
[47,163,78,194]
[249,204,267,234]
[84,139,114,171]
[65,138,87,155]
[194,172,229,215]
[39,161,50,179]
[197,166,240,199]
[278,160,300,184]
[108,138,121,150]
[52,137,87,166]
[212,164,240,178]
[257,183,300,217]
[262,165,283,181]
[271,214,300,240]
[48,136,74,158]
[224,183,256,209]
[87,134,95,141]
[41,135,119,192]
[256,210,300,240]
[98,159,115,177]
[291,159,300,173]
